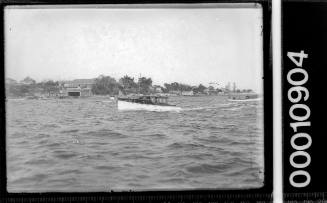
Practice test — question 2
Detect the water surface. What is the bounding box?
[6,95,264,192]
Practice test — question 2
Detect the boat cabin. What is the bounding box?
[149,96,168,104]
[119,95,172,106]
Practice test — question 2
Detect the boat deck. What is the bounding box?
[118,95,176,106]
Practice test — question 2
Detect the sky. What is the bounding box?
[5,4,263,92]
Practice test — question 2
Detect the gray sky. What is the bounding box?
[5,5,263,92]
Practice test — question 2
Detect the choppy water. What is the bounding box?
[6,95,264,192]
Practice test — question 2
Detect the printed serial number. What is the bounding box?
[287,50,311,188]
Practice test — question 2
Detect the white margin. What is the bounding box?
[273,0,283,202]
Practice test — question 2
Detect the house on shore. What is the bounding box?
[60,79,95,97]
[153,85,164,93]
[168,90,181,96]
[181,90,194,96]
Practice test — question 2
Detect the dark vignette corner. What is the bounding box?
[1,2,8,199]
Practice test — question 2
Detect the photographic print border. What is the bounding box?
[0,0,272,202]
[282,0,327,201]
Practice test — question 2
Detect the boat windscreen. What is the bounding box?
[158,97,168,104]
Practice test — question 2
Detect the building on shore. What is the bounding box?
[168,90,181,96]
[181,90,194,96]
[153,85,163,93]
[60,79,95,97]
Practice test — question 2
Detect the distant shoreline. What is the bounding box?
[4,92,265,101]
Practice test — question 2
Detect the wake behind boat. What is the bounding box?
[117,95,182,111]
[228,97,262,102]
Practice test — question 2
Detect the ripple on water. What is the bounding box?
[94,165,121,171]
[43,124,59,128]
[85,128,128,139]
[195,135,233,144]
[12,173,48,184]
[144,133,167,139]
[167,142,206,150]
[25,158,55,165]
[184,152,214,160]
[161,169,190,178]
[10,132,25,138]
[161,177,185,184]
[186,163,231,174]
[57,169,82,175]
[53,150,78,159]
[35,133,51,138]
[45,142,62,148]
[6,96,264,191]
[60,129,79,133]
[79,153,105,160]
[120,154,153,160]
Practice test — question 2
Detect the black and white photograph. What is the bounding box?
[5,4,265,192]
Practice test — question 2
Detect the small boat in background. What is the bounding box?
[118,95,181,111]
[228,93,262,102]
[26,95,39,100]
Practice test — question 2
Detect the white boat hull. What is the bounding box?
[118,100,182,112]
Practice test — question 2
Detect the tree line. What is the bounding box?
[6,77,60,97]
[6,75,253,97]
[91,75,153,95]
[91,75,216,95]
